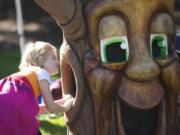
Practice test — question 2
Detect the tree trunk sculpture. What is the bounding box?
[35,0,180,134]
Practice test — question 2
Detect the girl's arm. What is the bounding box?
[39,103,48,114]
[39,94,74,114]
[39,79,74,114]
[38,96,73,114]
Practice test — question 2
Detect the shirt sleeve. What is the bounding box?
[34,68,52,84]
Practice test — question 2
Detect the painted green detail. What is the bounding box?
[103,39,127,62]
[152,35,167,59]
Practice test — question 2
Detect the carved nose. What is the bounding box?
[125,39,160,81]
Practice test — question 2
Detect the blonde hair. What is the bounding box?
[19,41,57,70]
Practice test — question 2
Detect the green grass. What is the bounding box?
[38,113,66,135]
[0,49,21,79]
[0,48,67,135]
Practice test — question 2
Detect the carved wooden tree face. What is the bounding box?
[35,0,180,134]
[85,0,180,108]
[83,0,180,133]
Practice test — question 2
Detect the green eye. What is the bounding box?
[150,34,168,59]
[100,36,129,63]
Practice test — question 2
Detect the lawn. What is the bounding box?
[0,49,67,135]
[0,49,20,79]
[38,113,67,135]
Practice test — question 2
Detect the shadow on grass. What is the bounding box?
[40,120,66,135]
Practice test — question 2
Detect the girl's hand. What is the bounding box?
[62,95,74,112]
[58,94,73,104]
[63,94,73,100]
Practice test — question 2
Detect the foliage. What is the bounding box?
[0,49,20,79]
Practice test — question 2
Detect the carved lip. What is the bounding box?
[118,76,164,109]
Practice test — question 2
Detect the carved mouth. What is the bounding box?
[117,76,165,134]
[120,102,159,135]
[117,99,167,135]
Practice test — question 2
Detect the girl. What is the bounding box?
[0,41,74,135]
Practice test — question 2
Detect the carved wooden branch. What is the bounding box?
[35,0,85,40]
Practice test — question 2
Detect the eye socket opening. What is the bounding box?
[150,34,168,60]
[100,36,129,63]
